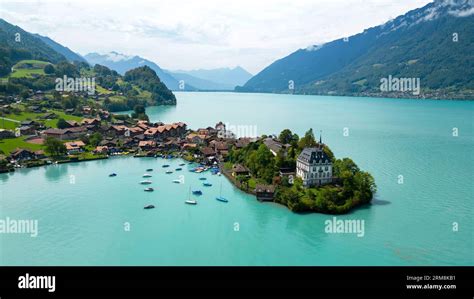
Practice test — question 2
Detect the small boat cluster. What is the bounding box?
[109,161,228,210]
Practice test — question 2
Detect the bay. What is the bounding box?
[1,92,473,265]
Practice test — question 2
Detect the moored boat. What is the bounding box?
[146,168,153,171]
[192,190,202,195]
[144,205,155,209]
[142,174,152,178]
[216,183,228,202]
[175,168,182,171]
[144,187,154,192]
[185,187,197,205]
[109,173,117,177]
[166,170,173,174]
[203,182,212,187]
[140,180,152,184]
[216,196,228,203]
[162,164,170,168]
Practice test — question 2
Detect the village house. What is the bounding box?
[81,118,101,127]
[82,106,92,115]
[232,164,250,177]
[200,147,215,158]
[9,148,39,162]
[139,140,156,151]
[65,140,86,155]
[197,128,210,136]
[182,143,198,150]
[255,184,275,202]
[263,137,289,156]
[42,127,87,140]
[186,133,207,145]
[110,125,129,137]
[65,120,79,127]
[161,139,181,151]
[235,137,252,149]
[94,146,109,154]
[128,127,144,137]
[34,150,46,159]
[296,143,333,187]
[0,129,15,139]
[18,125,36,135]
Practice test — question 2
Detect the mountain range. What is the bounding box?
[84,52,252,91]
[168,67,252,90]
[238,0,474,99]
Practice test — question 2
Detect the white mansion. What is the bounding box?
[296,145,333,187]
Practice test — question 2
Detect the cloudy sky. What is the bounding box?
[0,0,432,73]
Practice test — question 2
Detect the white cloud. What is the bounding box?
[0,0,432,73]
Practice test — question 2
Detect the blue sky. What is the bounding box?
[0,0,432,73]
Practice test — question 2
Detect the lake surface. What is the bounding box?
[1,92,473,265]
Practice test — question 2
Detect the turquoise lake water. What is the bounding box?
[1,92,473,265]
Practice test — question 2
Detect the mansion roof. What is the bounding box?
[297,147,331,165]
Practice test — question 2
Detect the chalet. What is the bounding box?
[34,150,46,159]
[144,127,161,139]
[128,127,144,136]
[42,127,87,140]
[81,118,100,127]
[0,129,15,139]
[162,139,181,151]
[139,140,156,150]
[235,137,252,149]
[19,125,36,135]
[200,147,215,158]
[65,120,79,127]
[99,139,118,147]
[263,137,289,156]
[110,125,129,136]
[197,128,210,136]
[41,112,56,119]
[255,184,275,202]
[82,106,92,115]
[182,143,197,150]
[213,141,228,153]
[232,164,250,177]
[94,146,109,154]
[20,120,36,127]
[296,143,333,187]
[186,133,207,145]
[9,148,38,161]
[136,122,150,131]
[65,140,85,155]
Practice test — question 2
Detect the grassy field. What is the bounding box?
[10,60,50,78]
[96,85,114,95]
[0,136,44,155]
[0,118,20,129]
[5,110,83,128]
[44,111,83,128]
